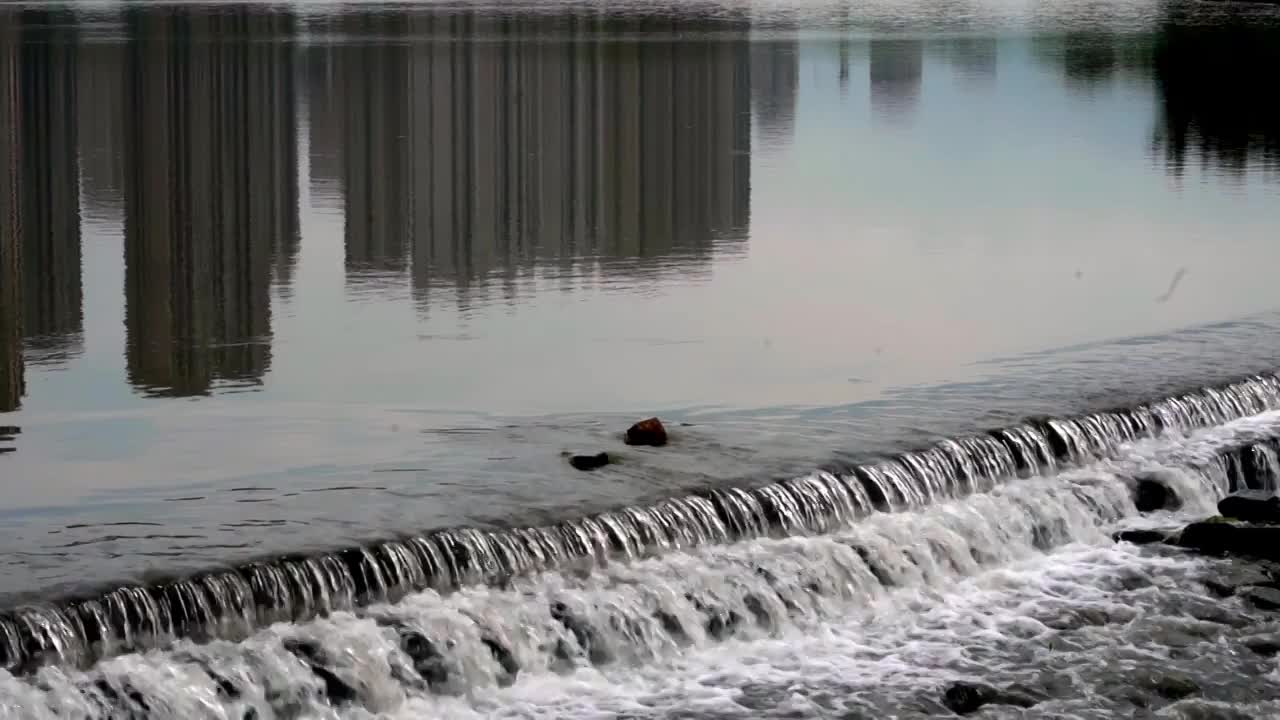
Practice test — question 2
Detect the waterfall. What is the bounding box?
[0,444,1236,718]
[1,372,1279,676]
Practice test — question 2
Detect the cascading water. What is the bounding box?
[0,420,1272,719]
[2,374,1280,677]
[4,375,1280,718]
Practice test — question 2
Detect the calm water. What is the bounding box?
[2,2,1280,707]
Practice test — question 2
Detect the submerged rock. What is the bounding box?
[569,452,610,471]
[1134,475,1181,513]
[1218,490,1280,524]
[941,681,1037,715]
[1202,564,1275,597]
[625,418,668,447]
[1146,672,1199,701]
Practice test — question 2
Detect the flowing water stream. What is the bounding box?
[4,378,1280,717]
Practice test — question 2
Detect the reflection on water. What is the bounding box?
[0,18,19,414]
[309,10,752,304]
[1153,19,1280,180]
[751,38,799,145]
[869,39,924,119]
[122,7,297,397]
[0,2,1276,418]
[17,10,82,369]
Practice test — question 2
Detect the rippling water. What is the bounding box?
[1,0,1279,715]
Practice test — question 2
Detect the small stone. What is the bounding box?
[1113,529,1173,545]
[569,452,610,471]
[1243,586,1280,611]
[1219,491,1280,524]
[625,417,668,447]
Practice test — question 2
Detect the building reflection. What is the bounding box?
[77,32,127,225]
[311,9,752,308]
[337,13,410,280]
[19,9,83,366]
[1152,21,1280,179]
[0,15,20,414]
[943,37,997,88]
[1032,20,1279,180]
[1,9,87,416]
[121,7,298,397]
[870,39,924,120]
[751,39,799,146]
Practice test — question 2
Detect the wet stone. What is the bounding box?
[398,630,450,689]
[942,681,998,715]
[1176,521,1280,562]
[1148,672,1199,701]
[282,639,359,705]
[624,417,668,447]
[1242,586,1280,611]
[1219,491,1280,524]
[654,610,689,644]
[1113,528,1174,545]
[1203,564,1275,597]
[941,681,1038,715]
[569,452,610,471]
[481,635,520,687]
[1243,633,1280,657]
[1134,474,1182,512]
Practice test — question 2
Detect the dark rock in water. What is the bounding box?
[1148,672,1199,701]
[550,601,610,665]
[654,610,689,644]
[1176,521,1280,562]
[93,678,151,715]
[1113,528,1173,545]
[1243,586,1280,611]
[1134,475,1181,512]
[1031,518,1068,551]
[282,638,359,704]
[312,665,358,704]
[481,635,520,687]
[943,681,998,714]
[569,452,610,471]
[398,630,450,689]
[625,417,668,447]
[1219,490,1280,524]
[1243,633,1280,657]
[1202,564,1275,597]
[942,681,1038,715]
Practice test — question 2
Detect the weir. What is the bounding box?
[2,373,1280,675]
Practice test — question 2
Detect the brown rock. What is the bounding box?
[625,418,668,447]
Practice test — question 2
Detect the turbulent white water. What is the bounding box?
[5,412,1280,718]
[6,374,1280,680]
